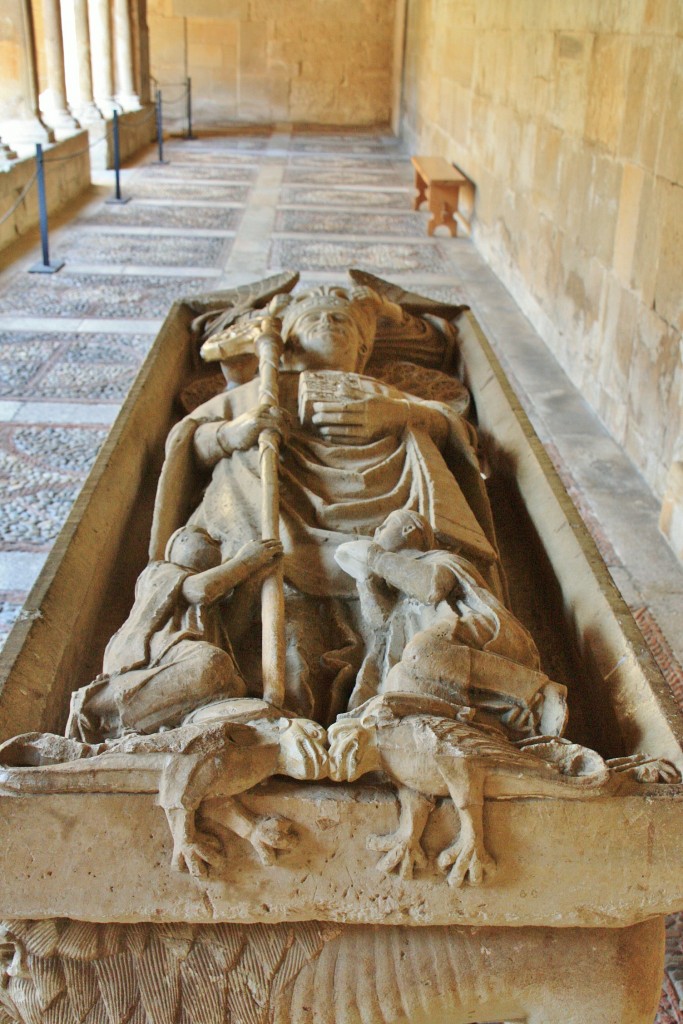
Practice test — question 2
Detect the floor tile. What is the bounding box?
[0,272,216,318]
[274,208,427,236]
[269,237,454,274]
[81,203,244,231]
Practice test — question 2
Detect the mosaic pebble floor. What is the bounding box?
[53,232,230,268]
[84,203,244,230]
[0,273,216,318]
[125,181,251,202]
[0,127,681,1022]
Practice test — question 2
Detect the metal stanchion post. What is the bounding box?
[155,89,168,164]
[106,110,130,205]
[28,143,64,274]
[186,77,196,140]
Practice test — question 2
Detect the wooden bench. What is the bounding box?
[411,155,471,237]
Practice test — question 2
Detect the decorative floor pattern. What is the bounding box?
[84,203,244,230]
[0,272,215,318]
[288,155,405,169]
[283,167,411,186]
[0,423,108,549]
[127,181,251,202]
[279,186,411,208]
[633,606,683,708]
[54,232,228,268]
[154,151,261,165]
[274,209,427,236]
[1,331,150,401]
[269,238,449,274]
[137,161,259,181]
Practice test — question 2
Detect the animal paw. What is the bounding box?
[249,815,296,865]
[437,836,496,888]
[280,719,329,780]
[328,719,372,782]
[367,832,428,879]
[172,829,223,878]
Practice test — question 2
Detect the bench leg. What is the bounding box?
[428,183,459,236]
[413,170,427,210]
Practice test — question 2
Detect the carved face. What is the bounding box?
[373,510,433,553]
[281,303,369,373]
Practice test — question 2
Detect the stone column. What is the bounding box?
[88,0,116,117]
[113,0,141,110]
[3,0,55,150]
[0,137,18,171]
[70,0,103,123]
[41,0,80,135]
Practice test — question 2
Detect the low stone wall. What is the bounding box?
[0,131,91,254]
[88,106,156,170]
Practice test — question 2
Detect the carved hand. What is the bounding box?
[311,396,409,445]
[236,538,284,573]
[217,404,291,454]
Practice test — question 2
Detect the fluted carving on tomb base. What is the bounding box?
[0,917,667,1024]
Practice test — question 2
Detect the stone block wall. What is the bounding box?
[400,0,682,545]
[147,0,396,126]
[88,107,157,170]
[0,131,91,254]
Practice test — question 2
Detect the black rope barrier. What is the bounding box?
[105,110,130,205]
[186,77,195,139]
[4,79,203,266]
[154,89,169,164]
[118,106,157,128]
[28,143,64,274]
[42,132,106,163]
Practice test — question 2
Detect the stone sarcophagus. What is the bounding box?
[0,270,681,1024]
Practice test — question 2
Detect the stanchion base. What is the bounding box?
[153,160,170,165]
[185,134,197,140]
[105,197,131,205]
[28,260,64,274]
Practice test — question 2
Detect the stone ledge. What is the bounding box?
[88,106,156,170]
[0,131,91,254]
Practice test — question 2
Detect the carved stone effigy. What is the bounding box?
[0,270,682,1024]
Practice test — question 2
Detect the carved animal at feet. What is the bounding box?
[327,693,680,887]
[0,699,328,878]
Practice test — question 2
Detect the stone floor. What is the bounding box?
[0,126,681,1021]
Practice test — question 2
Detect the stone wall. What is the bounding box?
[0,132,91,254]
[88,107,157,170]
[400,0,682,549]
[147,0,396,126]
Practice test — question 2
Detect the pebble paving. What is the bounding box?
[0,128,681,1021]
[274,209,428,236]
[126,181,251,202]
[0,424,108,548]
[279,186,412,208]
[0,272,216,318]
[84,204,244,231]
[53,231,229,268]
[139,161,259,181]
[270,238,451,274]
[283,167,411,187]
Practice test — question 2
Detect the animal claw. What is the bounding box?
[437,838,495,888]
[173,830,223,878]
[250,815,296,865]
[367,833,428,879]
